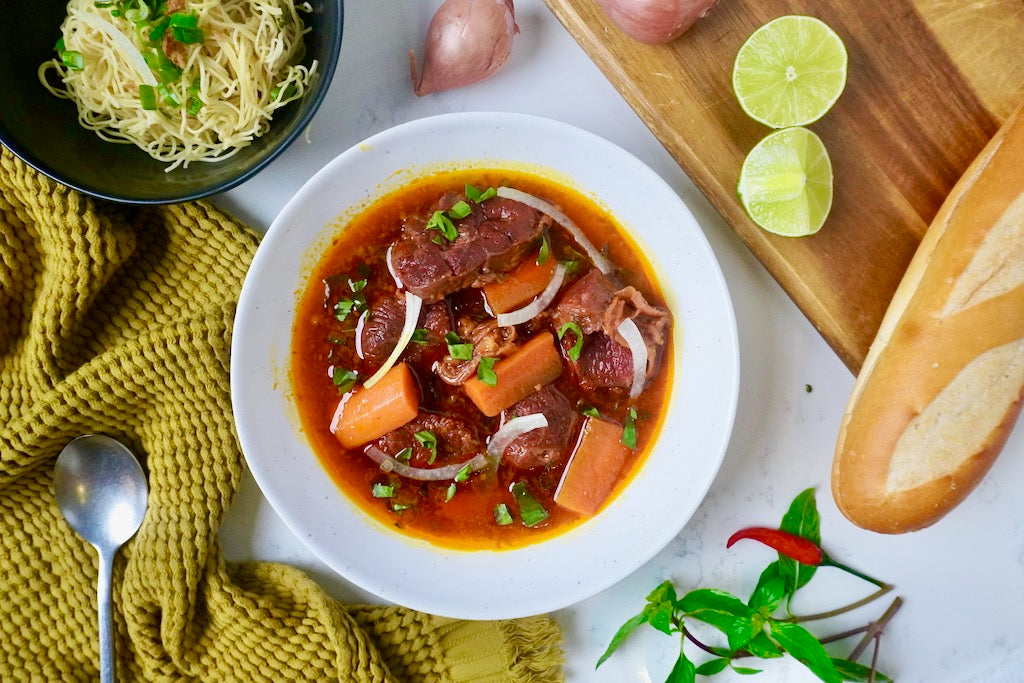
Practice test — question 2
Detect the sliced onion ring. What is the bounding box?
[617,317,649,400]
[495,262,566,328]
[363,291,422,389]
[78,11,159,88]
[487,413,549,457]
[364,445,490,481]
[496,186,613,274]
[385,245,403,289]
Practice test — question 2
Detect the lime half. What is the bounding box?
[737,127,833,237]
[733,15,848,128]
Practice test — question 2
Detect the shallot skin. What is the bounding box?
[595,0,717,44]
[411,0,519,96]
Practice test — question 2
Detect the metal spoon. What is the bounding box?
[54,434,148,683]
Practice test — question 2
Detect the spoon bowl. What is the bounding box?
[54,434,148,683]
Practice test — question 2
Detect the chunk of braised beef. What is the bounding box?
[500,386,578,470]
[358,291,451,370]
[373,412,484,469]
[434,317,518,385]
[389,195,551,302]
[576,333,633,390]
[552,268,672,386]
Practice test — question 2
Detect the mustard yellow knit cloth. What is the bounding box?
[0,148,564,682]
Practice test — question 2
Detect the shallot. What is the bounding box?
[410,0,519,96]
[594,0,717,45]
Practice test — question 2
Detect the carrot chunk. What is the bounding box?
[334,363,420,449]
[554,416,630,516]
[482,253,557,314]
[463,332,562,417]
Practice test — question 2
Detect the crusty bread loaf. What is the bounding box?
[832,104,1024,534]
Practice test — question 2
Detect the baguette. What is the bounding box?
[832,104,1024,534]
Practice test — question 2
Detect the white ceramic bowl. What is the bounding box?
[230,112,739,619]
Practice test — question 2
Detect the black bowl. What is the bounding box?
[0,1,343,204]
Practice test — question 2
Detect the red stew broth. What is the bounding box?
[290,168,673,550]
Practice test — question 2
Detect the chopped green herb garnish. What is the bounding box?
[477,357,498,386]
[465,184,497,203]
[157,83,180,107]
[414,430,438,463]
[558,321,585,362]
[537,233,551,265]
[349,277,367,292]
[168,11,199,28]
[511,482,549,527]
[147,16,170,42]
[331,367,357,393]
[444,331,474,360]
[447,200,472,219]
[581,406,600,418]
[186,80,202,115]
[410,328,430,345]
[394,447,412,462]
[60,49,85,71]
[169,12,204,43]
[425,210,459,242]
[445,483,457,501]
[621,407,638,449]
[124,3,150,23]
[143,48,181,84]
[372,483,395,498]
[270,82,299,102]
[454,464,472,483]
[391,502,414,511]
[138,84,157,110]
[561,259,582,276]
[494,503,514,526]
[333,293,366,322]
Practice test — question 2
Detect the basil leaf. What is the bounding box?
[448,341,474,360]
[511,481,548,527]
[477,357,498,386]
[414,430,437,463]
[493,503,513,526]
[731,666,764,675]
[665,650,696,683]
[596,611,648,669]
[779,488,821,593]
[679,588,757,651]
[831,658,893,682]
[330,367,357,393]
[694,658,729,676]
[768,622,844,683]
[748,561,788,613]
[621,407,638,449]
[557,321,584,362]
[743,631,782,659]
[410,328,429,345]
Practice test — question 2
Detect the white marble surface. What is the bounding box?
[216,1,1024,681]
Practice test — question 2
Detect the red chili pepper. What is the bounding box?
[726,526,823,566]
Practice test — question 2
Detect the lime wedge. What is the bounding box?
[733,15,848,128]
[737,127,833,237]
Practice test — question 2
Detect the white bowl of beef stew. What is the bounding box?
[231,112,739,619]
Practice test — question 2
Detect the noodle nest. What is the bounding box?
[39,0,318,170]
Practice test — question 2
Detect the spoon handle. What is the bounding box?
[95,545,116,683]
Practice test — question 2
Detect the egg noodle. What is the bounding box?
[39,0,318,171]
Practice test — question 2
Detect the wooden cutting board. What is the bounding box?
[544,0,1024,373]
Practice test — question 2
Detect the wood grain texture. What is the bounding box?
[544,0,1020,372]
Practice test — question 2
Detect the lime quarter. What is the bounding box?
[733,15,848,129]
[737,126,833,237]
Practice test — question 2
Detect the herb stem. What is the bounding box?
[681,626,728,658]
[849,596,903,662]
[823,555,888,588]
[786,583,893,623]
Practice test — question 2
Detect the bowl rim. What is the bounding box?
[230,111,740,619]
[0,0,344,205]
